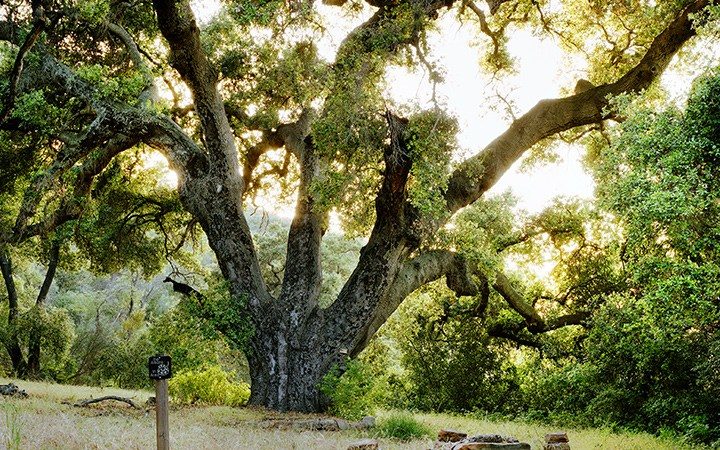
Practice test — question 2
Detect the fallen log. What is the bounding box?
[71,396,140,409]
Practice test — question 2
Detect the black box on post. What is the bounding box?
[148,355,172,380]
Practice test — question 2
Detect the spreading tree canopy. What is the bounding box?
[0,0,715,411]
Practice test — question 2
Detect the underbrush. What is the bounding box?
[169,364,250,406]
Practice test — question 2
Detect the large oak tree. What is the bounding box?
[0,0,713,411]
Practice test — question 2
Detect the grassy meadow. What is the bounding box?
[0,377,700,449]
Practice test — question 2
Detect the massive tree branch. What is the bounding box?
[280,138,325,330]
[302,0,462,354]
[445,0,709,214]
[152,0,271,313]
[341,244,507,352]
[242,109,314,192]
[288,0,456,359]
[280,0,458,342]
[492,271,544,327]
[320,111,418,353]
[152,0,240,179]
[492,270,591,334]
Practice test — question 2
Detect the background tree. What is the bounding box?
[562,68,720,443]
[0,0,715,411]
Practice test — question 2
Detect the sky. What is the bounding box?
[186,0,717,217]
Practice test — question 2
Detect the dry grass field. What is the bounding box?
[0,377,699,449]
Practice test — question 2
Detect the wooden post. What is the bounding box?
[149,355,172,450]
[155,378,170,450]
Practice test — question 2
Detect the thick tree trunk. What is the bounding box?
[245,321,338,412]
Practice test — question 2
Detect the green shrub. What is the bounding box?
[319,359,387,421]
[394,293,521,414]
[169,364,250,406]
[375,412,431,441]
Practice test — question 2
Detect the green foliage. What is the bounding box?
[77,0,110,25]
[0,0,716,437]
[18,306,75,377]
[148,304,227,373]
[0,135,37,195]
[375,412,431,441]
[319,359,388,421]
[406,110,458,220]
[391,288,521,414]
[227,0,285,26]
[438,193,518,272]
[148,277,250,378]
[10,90,66,132]
[307,0,445,233]
[521,69,720,445]
[0,303,75,379]
[524,290,720,444]
[311,83,386,231]
[254,42,330,109]
[178,275,254,352]
[537,0,686,84]
[99,334,155,388]
[595,71,720,264]
[72,151,192,277]
[39,265,249,389]
[169,364,250,406]
[75,64,146,104]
